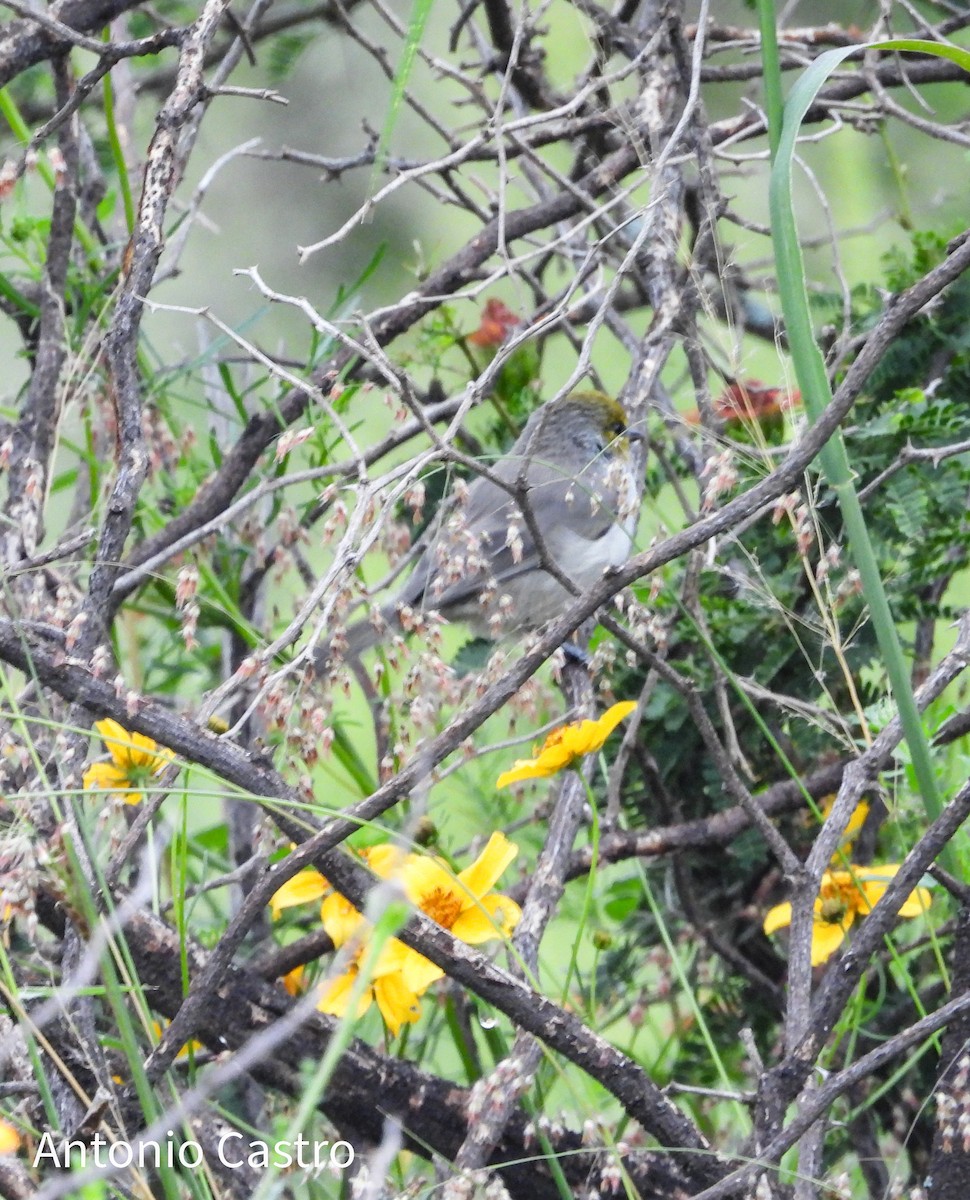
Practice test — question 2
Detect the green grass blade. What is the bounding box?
[758,12,970,863]
[372,0,435,176]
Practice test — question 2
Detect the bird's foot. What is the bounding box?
[562,640,591,667]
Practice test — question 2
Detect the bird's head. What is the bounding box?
[528,390,642,462]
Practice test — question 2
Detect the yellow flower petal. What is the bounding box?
[400,855,457,910]
[496,701,636,788]
[858,880,890,912]
[320,893,364,948]
[150,1018,201,1060]
[95,719,171,773]
[317,967,372,1021]
[842,800,870,843]
[0,1120,19,1155]
[95,718,136,765]
[282,965,306,996]
[398,944,445,995]
[763,902,792,936]
[373,937,410,974]
[848,865,930,920]
[317,958,424,1035]
[457,832,518,900]
[569,700,638,753]
[898,886,932,918]
[269,868,329,919]
[810,920,848,966]
[841,864,903,914]
[85,719,174,805]
[819,795,870,849]
[373,972,423,1035]
[452,893,521,943]
[495,759,560,788]
[363,844,408,878]
[83,762,133,794]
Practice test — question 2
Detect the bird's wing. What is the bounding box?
[398,462,615,614]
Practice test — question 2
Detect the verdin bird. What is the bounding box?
[328,391,642,662]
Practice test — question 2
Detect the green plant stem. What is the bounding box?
[102,63,136,235]
[757,2,783,156]
[756,5,963,873]
[0,88,100,256]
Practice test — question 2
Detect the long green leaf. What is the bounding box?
[761,22,970,861]
[373,0,435,176]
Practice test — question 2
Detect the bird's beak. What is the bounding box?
[625,427,645,444]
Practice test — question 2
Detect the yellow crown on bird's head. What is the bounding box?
[533,390,642,457]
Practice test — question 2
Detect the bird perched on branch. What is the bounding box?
[326,390,643,664]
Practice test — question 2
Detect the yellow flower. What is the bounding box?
[363,843,408,876]
[320,890,370,948]
[316,955,423,1036]
[281,965,306,996]
[269,867,330,920]
[83,719,174,805]
[496,701,636,788]
[392,832,521,993]
[268,846,404,920]
[272,838,519,1033]
[317,893,422,1035]
[763,864,931,966]
[151,1020,202,1060]
[0,1119,19,1155]
[819,795,870,854]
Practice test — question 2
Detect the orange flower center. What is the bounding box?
[818,876,855,924]
[422,887,463,929]
[818,895,849,924]
[124,761,161,786]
